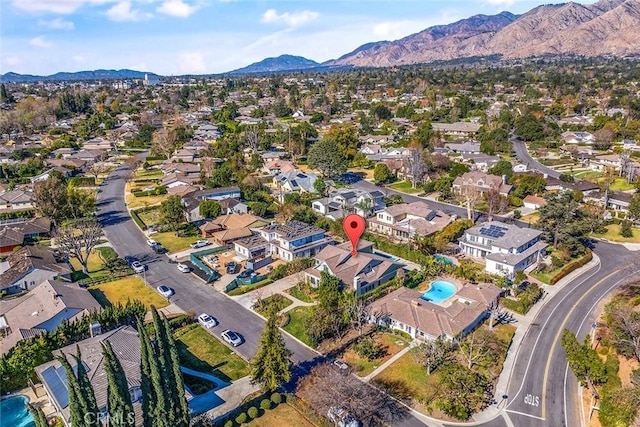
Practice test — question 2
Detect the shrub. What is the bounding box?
[620,220,633,238]
[247,406,258,419]
[353,336,386,360]
[271,392,282,405]
[223,421,233,427]
[235,412,247,424]
[260,399,271,411]
[550,249,593,285]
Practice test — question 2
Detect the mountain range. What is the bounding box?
[2,0,639,81]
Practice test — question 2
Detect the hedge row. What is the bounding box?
[227,279,274,296]
[130,209,147,230]
[0,210,34,220]
[132,186,167,197]
[549,249,593,285]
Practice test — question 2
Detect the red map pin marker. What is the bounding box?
[343,214,366,256]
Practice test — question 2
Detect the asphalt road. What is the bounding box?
[96,161,319,365]
[511,136,561,179]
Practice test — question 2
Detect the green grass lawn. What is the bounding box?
[591,223,640,243]
[134,168,163,180]
[254,294,293,316]
[573,170,602,179]
[520,212,540,224]
[88,276,168,310]
[372,352,440,405]
[152,231,202,253]
[597,177,636,191]
[286,285,316,303]
[137,207,162,227]
[283,306,315,348]
[388,181,422,194]
[174,324,250,382]
[70,247,120,281]
[341,332,411,377]
[530,267,560,285]
[246,403,315,427]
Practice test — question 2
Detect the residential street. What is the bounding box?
[96,161,319,365]
[511,136,561,179]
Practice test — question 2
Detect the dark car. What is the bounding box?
[237,269,255,279]
[124,256,136,265]
[518,280,531,291]
[225,261,238,274]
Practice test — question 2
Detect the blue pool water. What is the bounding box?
[374,251,399,261]
[421,280,456,303]
[0,396,35,427]
[434,254,453,266]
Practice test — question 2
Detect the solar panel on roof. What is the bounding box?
[41,365,70,409]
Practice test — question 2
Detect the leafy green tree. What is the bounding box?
[305,272,347,343]
[313,176,326,194]
[436,364,490,420]
[538,191,589,254]
[561,329,607,385]
[102,341,135,427]
[308,138,347,178]
[488,160,513,180]
[199,200,222,219]
[160,196,185,231]
[449,162,470,178]
[598,386,640,427]
[515,113,545,141]
[373,163,392,183]
[250,308,292,391]
[620,220,633,238]
[628,193,640,222]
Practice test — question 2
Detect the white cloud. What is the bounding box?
[39,18,75,30]
[157,0,197,18]
[178,51,206,73]
[261,9,319,27]
[12,0,114,14]
[29,36,54,48]
[106,1,151,22]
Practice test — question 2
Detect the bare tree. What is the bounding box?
[87,162,108,184]
[614,306,640,363]
[412,338,453,375]
[485,189,509,222]
[405,142,426,189]
[346,295,379,337]
[151,128,177,159]
[458,331,491,370]
[487,300,506,330]
[244,125,260,154]
[461,188,481,221]
[55,219,103,274]
[297,363,408,426]
[619,150,633,181]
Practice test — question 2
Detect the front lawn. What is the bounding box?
[70,250,106,275]
[174,324,250,382]
[597,177,636,191]
[88,276,168,310]
[137,207,162,227]
[246,403,315,427]
[591,223,640,243]
[373,352,439,405]
[254,294,293,316]
[286,284,316,303]
[152,231,202,253]
[70,247,124,282]
[282,306,315,347]
[520,212,539,224]
[341,332,411,377]
[388,181,422,194]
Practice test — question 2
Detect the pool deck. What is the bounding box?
[3,385,58,420]
[419,276,463,306]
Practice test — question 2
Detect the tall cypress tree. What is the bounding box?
[73,346,99,419]
[150,307,175,426]
[162,316,189,427]
[102,341,135,427]
[137,319,156,427]
[56,354,87,427]
[250,307,292,391]
[28,404,48,427]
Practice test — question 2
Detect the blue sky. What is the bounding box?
[0,0,595,76]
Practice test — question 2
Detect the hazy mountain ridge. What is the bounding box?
[227,55,320,75]
[328,0,640,67]
[0,69,158,83]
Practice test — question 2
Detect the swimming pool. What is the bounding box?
[0,396,35,427]
[434,254,453,266]
[421,280,456,303]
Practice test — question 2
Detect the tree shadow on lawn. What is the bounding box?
[175,341,233,383]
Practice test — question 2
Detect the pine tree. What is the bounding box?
[162,316,190,427]
[137,319,157,427]
[74,346,99,419]
[250,307,292,391]
[28,404,48,427]
[102,341,135,427]
[56,354,87,427]
[150,307,175,425]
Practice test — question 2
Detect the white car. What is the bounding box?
[131,261,145,273]
[146,239,158,247]
[156,285,174,298]
[221,329,242,347]
[177,263,191,273]
[198,313,218,328]
[190,240,211,249]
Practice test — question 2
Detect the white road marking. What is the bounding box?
[506,410,546,421]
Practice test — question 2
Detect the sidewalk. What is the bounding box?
[207,376,261,422]
[362,340,418,382]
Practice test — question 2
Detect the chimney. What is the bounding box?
[411,300,420,307]
[501,174,507,185]
[89,322,102,337]
[353,276,360,290]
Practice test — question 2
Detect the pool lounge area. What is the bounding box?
[421,280,457,303]
[0,396,35,427]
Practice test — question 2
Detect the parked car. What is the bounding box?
[237,269,255,279]
[124,256,136,265]
[221,329,242,347]
[146,239,158,247]
[131,261,145,273]
[197,313,218,328]
[327,407,361,427]
[190,240,211,249]
[225,261,238,274]
[177,263,191,273]
[156,285,174,298]
[332,359,349,373]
